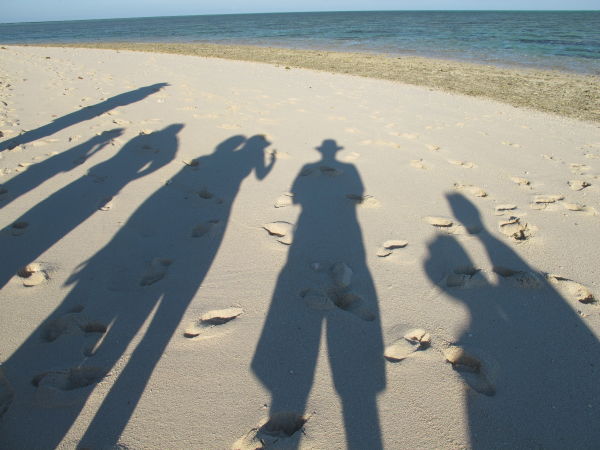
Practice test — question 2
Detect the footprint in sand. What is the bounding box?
[493,267,543,289]
[530,194,564,210]
[332,290,375,317]
[443,346,495,396]
[510,176,531,187]
[17,263,49,287]
[423,216,482,235]
[445,266,489,289]
[359,139,400,148]
[197,187,215,200]
[498,216,535,241]
[300,288,335,311]
[301,262,375,321]
[140,258,173,286]
[424,216,453,228]
[568,180,591,191]
[346,193,381,208]
[453,182,487,198]
[32,366,108,407]
[232,412,309,450]
[426,144,440,152]
[263,221,294,245]
[376,240,408,257]
[570,163,591,175]
[542,154,558,161]
[41,306,108,355]
[183,307,244,338]
[448,160,477,169]
[501,141,521,148]
[98,196,113,211]
[546,274,596,305]
[494,204,517,216]
[563,202,598,215]
[384,328,431,362]
[274,192,294,208]
[410,159,427,170]
[8,221,28,236]
[191,220,220,238]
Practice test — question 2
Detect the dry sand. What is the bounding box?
[38,42,600,123]
[0,45,599,449]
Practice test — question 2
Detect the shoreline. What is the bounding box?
[20,41,600,123]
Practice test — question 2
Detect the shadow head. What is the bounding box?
[316,139,344,160]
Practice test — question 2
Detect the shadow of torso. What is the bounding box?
[252,150,385,449]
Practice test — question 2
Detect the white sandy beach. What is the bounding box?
[1,45,599,449]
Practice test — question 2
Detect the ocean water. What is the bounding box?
[1,11,599,74]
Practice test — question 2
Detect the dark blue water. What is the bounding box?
[1,11,599,74]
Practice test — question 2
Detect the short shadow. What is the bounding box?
[425,193,600,448]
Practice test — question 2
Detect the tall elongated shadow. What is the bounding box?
[252,140,385,449]
[0,124,181,289]
[425,193,600,448]
[0,135,274,449]
[0,83,168,152]
[0,128,124,209]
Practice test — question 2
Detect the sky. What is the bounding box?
[3,0,599,23]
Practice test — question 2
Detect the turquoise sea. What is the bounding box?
[1,11,599,74]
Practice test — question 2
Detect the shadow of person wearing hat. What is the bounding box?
[252,139,385,449]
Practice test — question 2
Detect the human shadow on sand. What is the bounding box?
[251,140,386,449]
[425,193,600,448]
[0,135,274,449]
[0,83,167,152]
[0,124,181,289]
[0,128,124,209]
